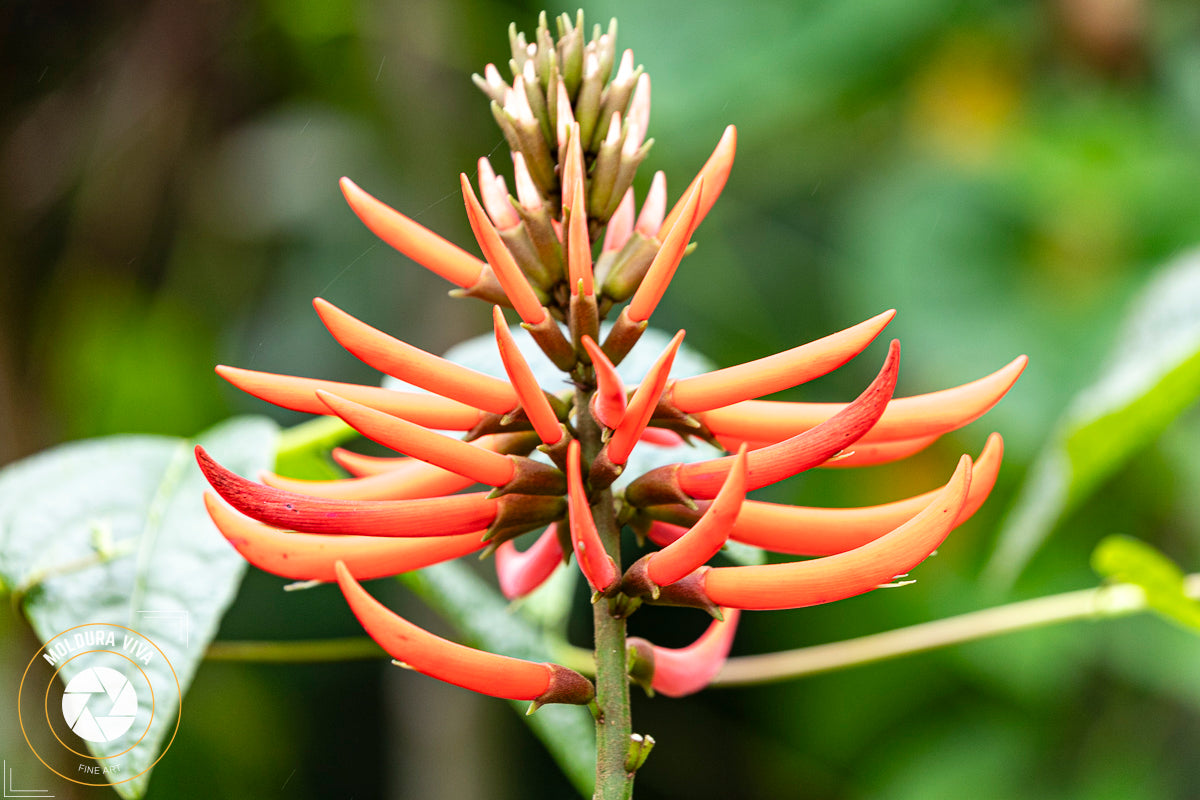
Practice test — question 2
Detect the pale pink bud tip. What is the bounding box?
[635,172,667,238]
[632,609,741,698]
[495,524,564,599]
[478,157,520,230]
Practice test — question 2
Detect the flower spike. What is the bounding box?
[625,179,703,324]
[607,330,685,466]
[492,306,565,445]
[339,177,485,289]
[461,173,548,326]
[197,446,500,537]
[215,365,484,429]
[670,309,897,413]
[628,609,740,698]
[312,298,518,414]
[566,440,618,594]
[700,455,972,610]
[660,124,736,235]
[205,494,485,582]
[494,524,565,599]
[335,562,594,706]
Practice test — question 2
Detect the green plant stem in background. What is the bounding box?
[202,576,1199,683]
[205,636,383,663]
[714,574,1200,686]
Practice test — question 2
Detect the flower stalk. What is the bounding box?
[195,11,1025,798]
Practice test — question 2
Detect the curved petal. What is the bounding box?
[313,298,518,415]
[726,434,1002,555]
[702,456,972,610]
[197,446,498,537]
[340,177,485,288]
[695,355,1026,442]
[205,494,484,581]
[335,562,593,706]
[215,366,484,429]
[670,310,896,414]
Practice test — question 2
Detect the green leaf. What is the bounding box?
[985,250,1200,588]
[401,561,596,798]
[1091,535,1200,633]
[0,416,278,798]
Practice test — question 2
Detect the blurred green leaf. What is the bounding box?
[1092,535,1200,633]
[401,561,596,798]
[985,249,1200,588]
[0,417,278,798]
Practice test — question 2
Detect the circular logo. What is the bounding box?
[17,623,181,788]
[61,666,139,743]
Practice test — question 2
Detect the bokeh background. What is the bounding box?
[3,0,1200,797]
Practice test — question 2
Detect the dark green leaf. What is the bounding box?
[0,417,278,798]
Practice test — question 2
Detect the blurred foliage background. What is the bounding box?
[3,0,1200,797]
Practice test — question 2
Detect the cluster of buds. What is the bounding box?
[197,12,1024,709]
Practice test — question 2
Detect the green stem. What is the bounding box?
[713,574,1200,686]
[205,637,382,663]
[577,380,635,800]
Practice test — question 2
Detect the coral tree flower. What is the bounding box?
[198,12,1024,707]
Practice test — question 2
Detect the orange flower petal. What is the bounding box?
[566,440,618,593]
[261,463,475,500]
[461,174,548,326]
[694,355,1027,442]
[566,167,594,296]
[659,125,736,236]
[197,446,497,537]
[702,456,971,610]
[723,433,1002,555]
[608,331,685,466]
[330,449,414,477]
[215,365,484,429]
[581,334,627,429]
[313,298,518,414]
[316,391,515,487]
[335,562,593,705]
[339,177,484,288]
[646,446,746,587]
[670,309,896,414]
[493,306,564,445]
[205,494,484,581]
[673,340,900,499]
[626,179,702,324]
